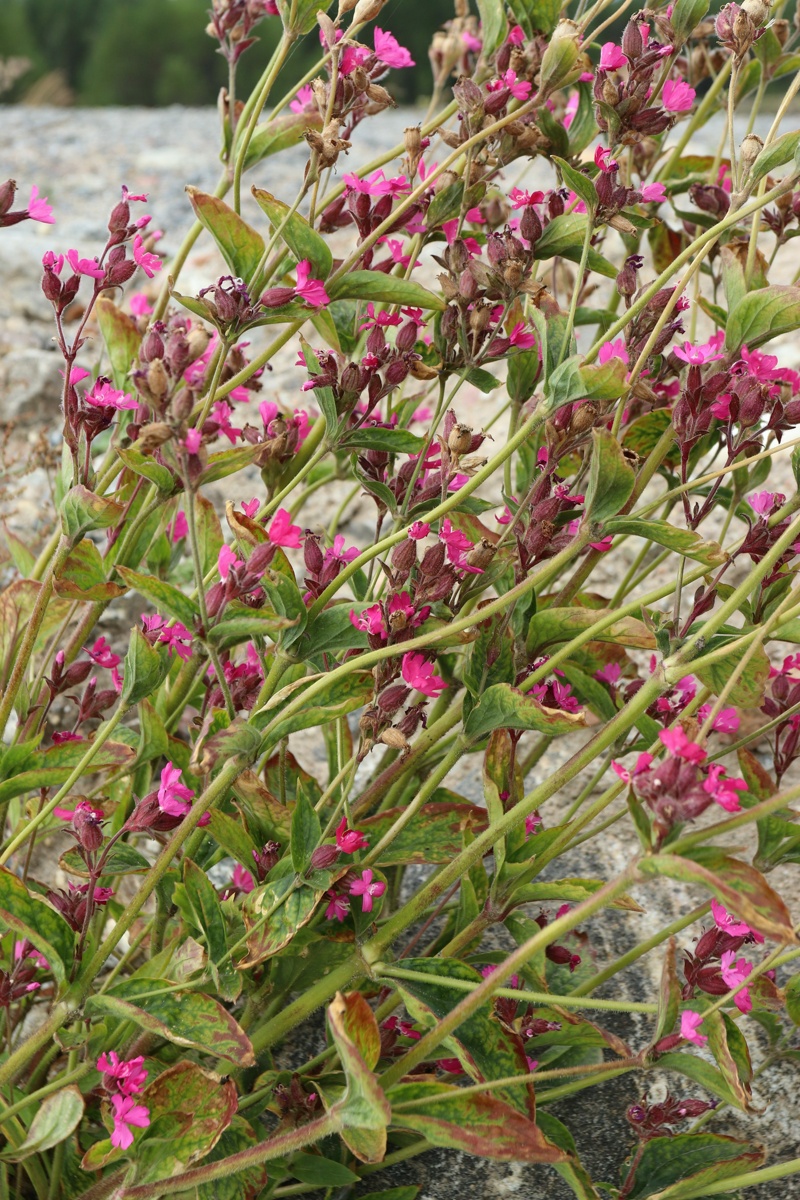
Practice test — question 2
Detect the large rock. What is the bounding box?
[0,347,63,422]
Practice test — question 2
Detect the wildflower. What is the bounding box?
[663,79,696,112]
[289,84,315,113]
[167,511,188,542]
[697,705,739,733]
[720,950,753,1012]
[110,1094,150,1150]
[294,259,328,308]
[183,428,203,455]
[325,891,350,921]
[703,764,747,813]
[373,27,414,68]
[335,817,368,854]
[323,535,359,569]
[401,651,447,698]
[596,663,622,685]
[594,146,618,173]
[659,727,706,762]
[640,182,667,202]
[267,508,302,548]
[680,1009,707,1046]
[525,812,542,837]
[241,498,260,519]
[508,24,525,44]
[129,292,153,316]
[132,234,162,278]
[349,869,387,913]
[157,762,194,818]
[342,169,411,196]
[97,1052,148,1096]
[597,338,629,365]
[66,248,105,279]
[673,338,725,365]
[488,69,532,101]
[408,521,431,540]
[84,379,138,410]
[711,899,753,938]
[218,544,243,580]
[611,753,655,784]
[85,637,121,671]
[27,185,55,224]
[507,323,536,349]
[230,863,255,894]
[599,42,626,69]
[748,491,784,516]
[141,614,193,661]
[509,187,544,209]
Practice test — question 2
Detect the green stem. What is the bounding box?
[375,965,657,1012]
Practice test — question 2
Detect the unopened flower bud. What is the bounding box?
[73,800,105,853]
[146,359,170,402]
[141,327,165,363]
[539,20,581,93]
[520,205,542,245]
[172,388,193,421]
[136,422,174,452]
[378,684,412,714]
[309,843,341,870]
[739,133,764,178]
[351,0,385,24]
[186,327,211,361]
[622,17,644,59]
[252,841,281,880]
[741,0,771,25]
[0,179,16,216]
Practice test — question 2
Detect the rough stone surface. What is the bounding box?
[1,104,799,1198]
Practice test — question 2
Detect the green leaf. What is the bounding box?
[534,213,616,277]
[336,990,382,1071]
[0,1087,84,1162]
[583,428,636,523]
[327,271,447,311]
[182,860,241,1001]
[535,1112,602,1199]
[193,493,223,575]
[61,486,123,541]
[243,111,323,170]
[116,445,176,493]
[256,671,373,743]
[360,802,487,866]
[694,636,770,707]
[552,156,598,214]
[290,1153,359,1186]
[704,1008,754,1111]
[343,427,425,453]
[393,958,534,1116]
[120,628,171,706]
[207,809,258,870]
[669,0,709,39]
[602,517,726,566]
[638,850,794,940]
[87,980,254,1065]
[389,1079,566,1163]
[507,349,541,403]
[240,879,320,966]
[290,781,321,874]
[327,992,391,1163]
[0,867,74,984]
[295,604,368,660]
[53,538,126,602]
[526,605,655,656]
[116,566,199,627]
[196,1117,268,1200]
[464,682,586,740]
[507,0,562,38]
[618,1131,764,1200]
[725,284,800,352]
[475,0,506,53]
[426,180,466,229]
[198,443,264,486]
[186,187,265,282]
[543,353,628,414]
[252,186,332,279]
[95,296,142,391]
[0,739,134,806]
[206,609,297,652]
[60,842,150,878]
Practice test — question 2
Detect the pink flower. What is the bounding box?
[373,27,414,68]
[358,303,403,332]
[488,69,532,101]
[97,1052,148,1096]
[132,234,162,278]
[231,863,254,894]
[294,259,328,308]
[640,182,667,203]
[86,637,121,670]
[349,868,387,913]
[439,517,480,572]
[343,169,410,196]
[84,379,138,410]
[596,663,622,685]
[141,614,193,661]
[673,338,725,365]
[710,393,733,420]
[350,604,387,638]
[594,146,618,173]
[325,891,350,921]
[508,322,536,349]
[525,812,542,838]
[703,764,746,813]
[289,84,315,113]
[66,248,105,279]
[659,727,706,762]
[711,899,752,938]
[129,291,153,316]
[508,24,525,44]
[408,521,430,540]
[463,30,482,51]
[680,1009,707,1046]
[611,753,654,784]
[720,950,753,1012]
[110,1095,150,1150]
[218,544,243,580]
[241,498,260,519]
[28,185,54,224]
[157,762,194,818]
[748,491,783,516]
[267,508,302,548]
[323,535,359,569]
[168,511,188,542]
[597,338,629,365]
[183,428,202,455]
[697,704,739,733]
[663,79,696,112]
[401,651,447,698]
[336,817,368,854]
[599,42,626,69]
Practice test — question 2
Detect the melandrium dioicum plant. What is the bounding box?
[5,0,800,1194]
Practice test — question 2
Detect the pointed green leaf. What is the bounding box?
[240,879,320,966]
[290,781,321,874]
[464,682,586,741]
[252,187,332,279]
[618,1131,764,1200]
[725,284,800,352]
[327,992,391,1163]
[120,628,171,706]
[0,1087,84,1162]
[116,566,199,628]
[186,187,265,282]
[602,518,726,566]
[327,271,446,310]
[95,296,142,391]
[183,860,241,1001]
[0,868,74,984]
[61,486,124,541]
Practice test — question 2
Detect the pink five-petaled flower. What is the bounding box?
[703,764,747,813]
[218,544,244,580]
[289,84,315,113]
[680,1009,708,1047]
[673,337,725,365]
[86,636,120,670]
[373,27,415,68]
[66,248,105,279]
[659,727,706,763]
[168,511,189,541]
[97,1052,148,1096]
[611,752,654,784]
[663,79,696,112]
[402,651,447,698]
[342,169,411,196]
[84,379,138,410]
[697,704,739,733]
[157,761,194,818]
[350,603,386,638]
[267,508,302,548]
[488,69,532,101]
[349,868,386,913]
[507,322,536,349]
[325,891,350,921]
[408,520,430,540]
[129,292,153,316]
[241,498,260,519]
[28,185,55,224]
[599,42,626,70]
[594,146,618,173]
[109,1094,150,1150]
[335,816,368,854]
[141,614,193,661]
[720,950,754,1013]
[294,259,329,308]
[711,899,753,938]
[748,491,784,516]
[132,233,162,278]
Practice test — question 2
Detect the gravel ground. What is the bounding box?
[1,103,800,1199]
